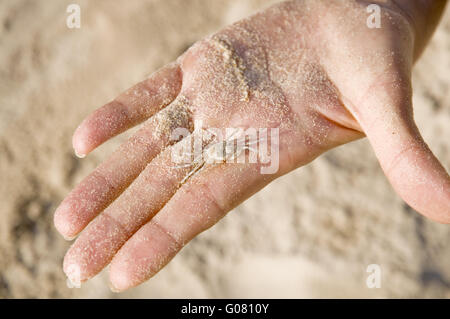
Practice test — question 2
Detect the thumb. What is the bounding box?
[352,72,450,223]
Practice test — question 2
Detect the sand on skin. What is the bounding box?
[0,0,449,298]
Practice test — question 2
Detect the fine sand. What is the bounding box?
[0,0,449,298]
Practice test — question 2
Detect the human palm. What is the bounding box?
[54,0,450,291]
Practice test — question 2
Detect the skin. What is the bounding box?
[54,0,450,291]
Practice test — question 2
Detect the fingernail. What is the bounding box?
[74,150,86,158]
[66,277,81,289]
[63,234,76,241]
[109,282,121,293]
[65,263,82,289]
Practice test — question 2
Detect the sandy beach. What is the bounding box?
[0,0,449,298]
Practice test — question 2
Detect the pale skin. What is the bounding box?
[54,0,450,291]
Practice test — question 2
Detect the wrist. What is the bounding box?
[392,0,447,60]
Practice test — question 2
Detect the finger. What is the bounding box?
[54,98,193,239]
[353,72,450,223]
[72,62,182,157]
[62,133,199,286]
[109,161,276,291]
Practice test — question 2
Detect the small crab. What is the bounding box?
[176,128,263,185]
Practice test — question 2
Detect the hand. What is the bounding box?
[54,0,450,291]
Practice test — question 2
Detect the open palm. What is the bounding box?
[54,0,450,291]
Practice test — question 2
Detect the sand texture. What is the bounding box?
[0,0,449,298]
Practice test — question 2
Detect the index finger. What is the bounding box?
[73,62,182,157]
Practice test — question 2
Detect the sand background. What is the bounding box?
[0,0,449,298]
